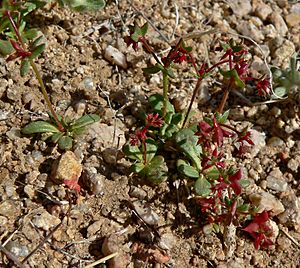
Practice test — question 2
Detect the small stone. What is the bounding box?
[24,185,36,199]
[249,192,285,215]
[268,220,279,242]
[275,0,287,8]
[102,234,130,268]
[285,13,300,27]
[278,191,300,225]
[287,156,300,172]
[0,200,20,218]
[270,12,288,36]
[267,137,285,147]
[246,106,258,118]
[266,169,288,192]
[133,201,160,225]
[104,45,127,69]
[158,232,178,250]
[32,210,61,231]
[102,147,120,165]
[87,220,102,236]
[248,129,266,157]
[74,100,86,116]
[255,2,273,21]
[0,216,8,227]
[129,186,147,200]
[5,242,29,257]
[273,40,295,67]
[270,106,281,117]
[86,122,126,150]
[83,168,105,195]
[51,151,82,185]
[0,110,10,121]
[236,20,264,42]
[229,0,252,17]
[277,235,292,250]
[6,127,21,140]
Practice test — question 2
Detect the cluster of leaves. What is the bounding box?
[22,114,100,150]
[271,53,300,99]
[123,22,275,250]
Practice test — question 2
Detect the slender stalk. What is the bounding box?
[162,72,169,117]
[217,79,234,114]
[5,10,64,132]
[182,78,202,128]
[29,61,64,131]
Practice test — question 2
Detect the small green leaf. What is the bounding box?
[148,94,174,116]
[51,132,64,143]
[140,23,148,36]
[20,59,30,76]
[31,35,45,48]
[29,43,45,59]
[175,129,202,170]
[70,114,100,130]
[123,144,143,162]
[195,176,211,197]
[215,110,230,124]
[22,121,60,134]
[164,67,175,78]
[177,159,199,178]
[0,40,14,56]
[143,65,162,75]
[142,155,168,184]
[240,179,250,188]
[58,136,73,150]
[23,28,39,40]
[131,162,145,173]
[274,87,287,98]
[237,203,250,212]
[203,166,220,180]
[145,139,157,163]
[220,69,245,88]
[171,113,184,125]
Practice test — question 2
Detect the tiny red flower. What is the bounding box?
[257,78,271,96]
[146,113,163,127]
[237,131,254,146]
[130,128,147,146]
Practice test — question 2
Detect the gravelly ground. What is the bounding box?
[0,1,300,267]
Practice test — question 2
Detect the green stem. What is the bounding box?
[29,61,64,131]
[5,10,64,132]
[162,72,169,117]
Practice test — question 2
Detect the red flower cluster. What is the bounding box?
[130,113,163,146]
[243,210,273,249]
[162,46,188,65]
[256,78,271,96]
[197,118,234,150]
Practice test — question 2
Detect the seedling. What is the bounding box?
[271,53,300,99]
[0,0,105,149]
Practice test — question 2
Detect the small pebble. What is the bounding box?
[104,45,127,69]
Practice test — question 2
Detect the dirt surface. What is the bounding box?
[1,0,300,267]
